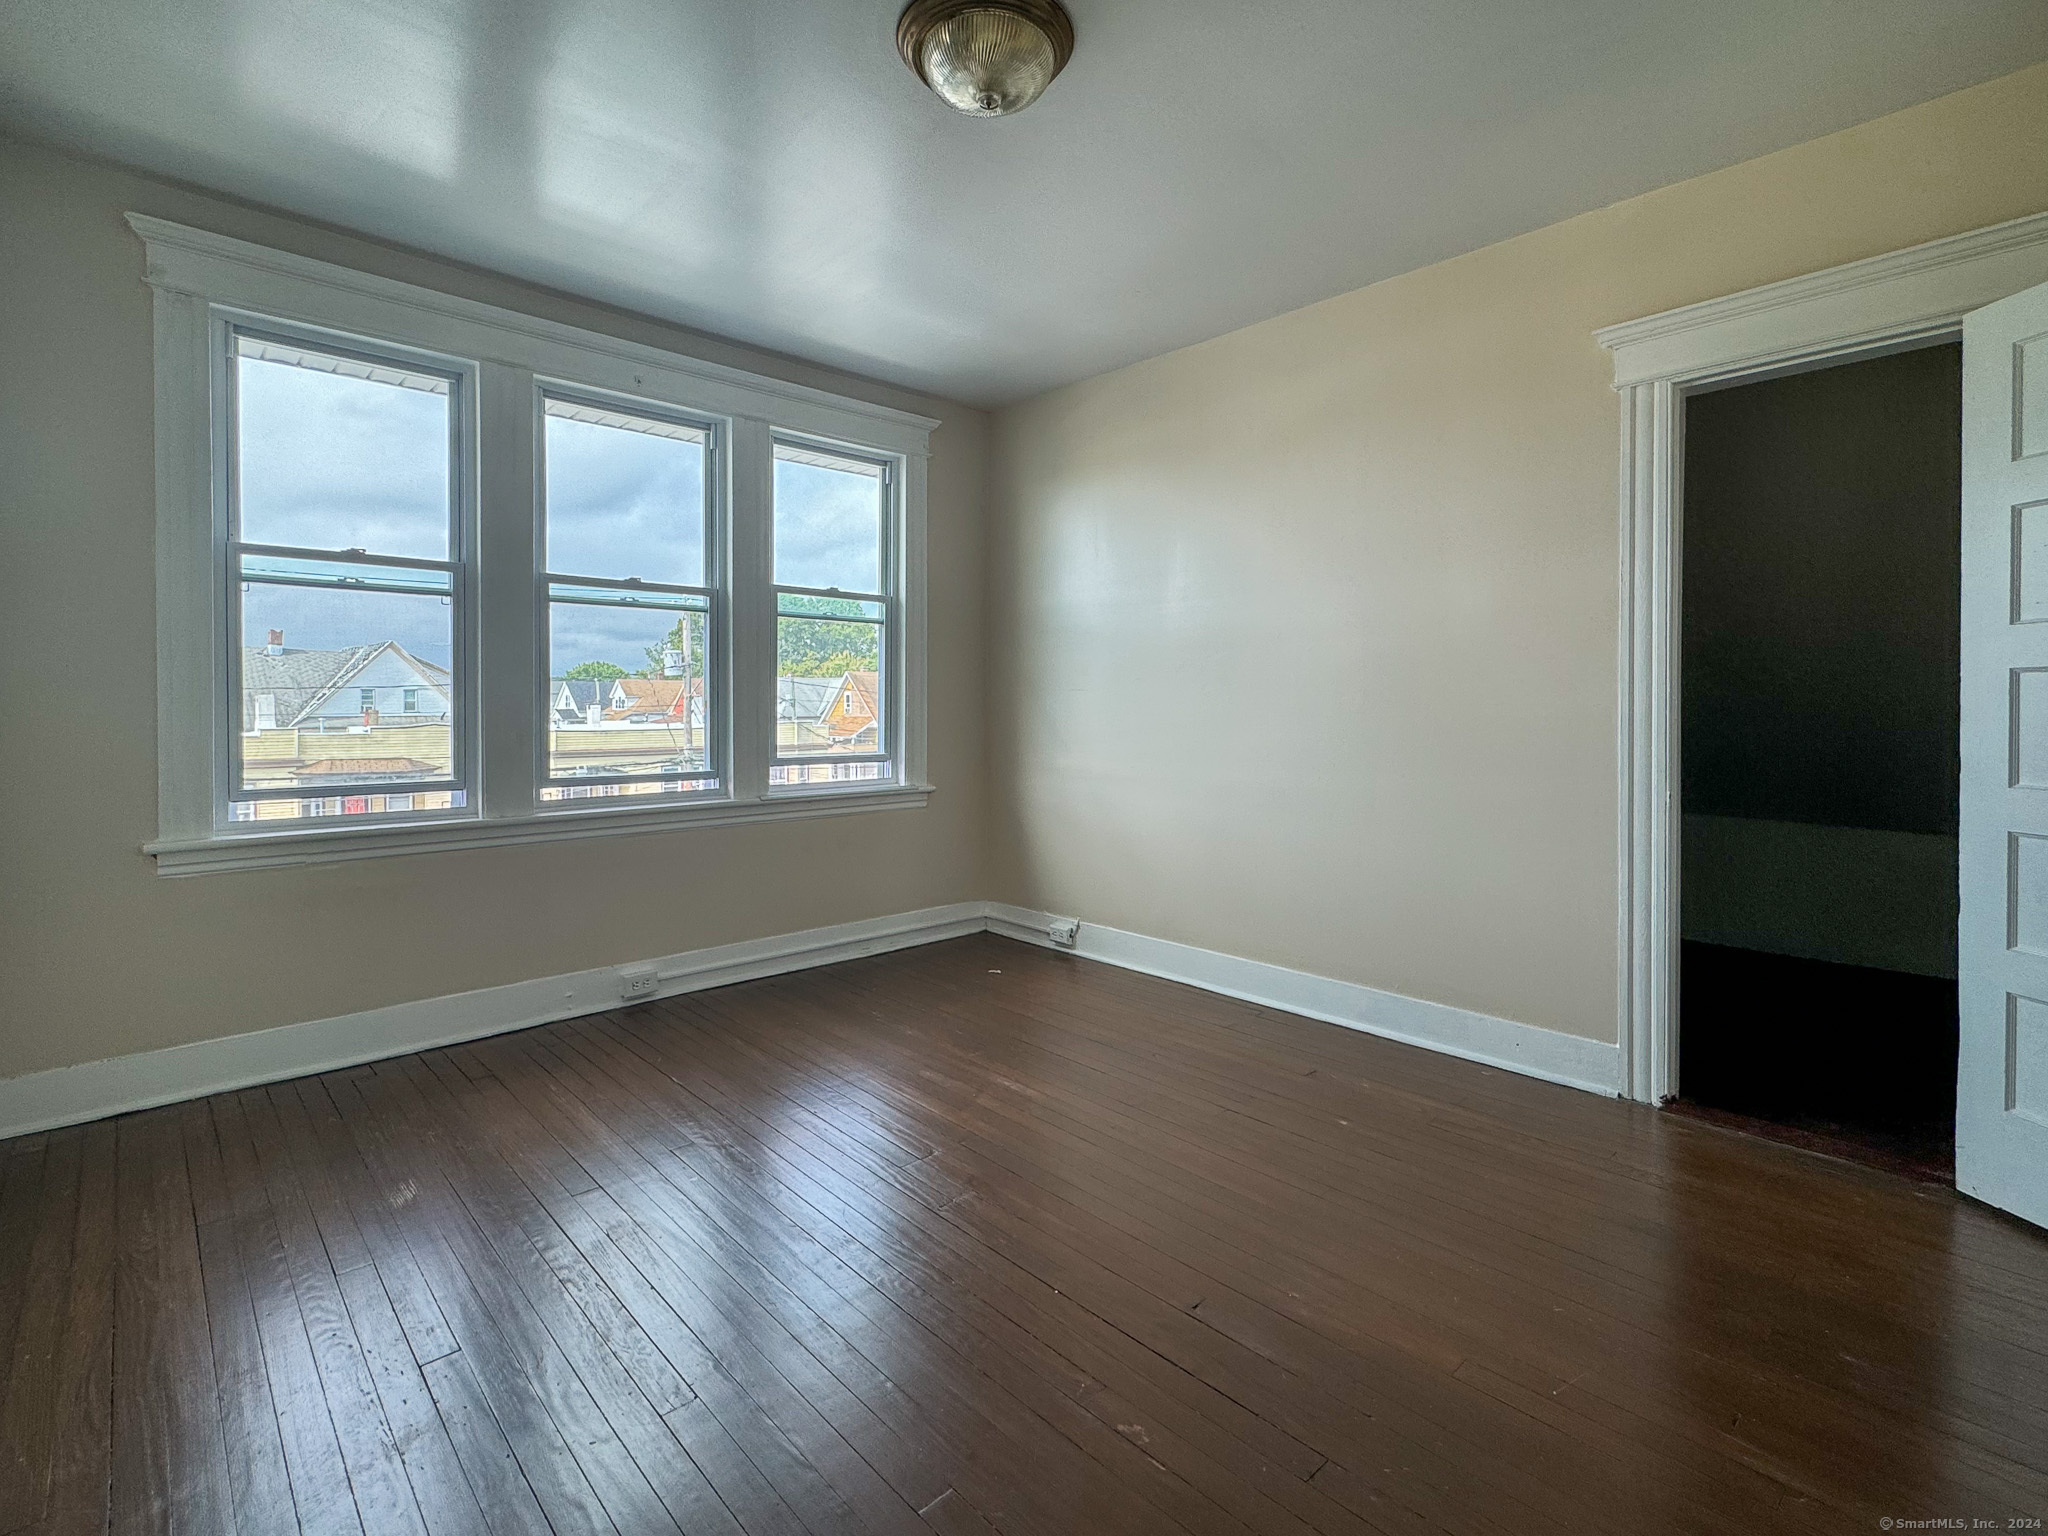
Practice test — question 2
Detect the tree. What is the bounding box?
[563,660,626,681]
[775,594,880,677]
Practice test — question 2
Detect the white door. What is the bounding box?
[1959,277,2048,1229]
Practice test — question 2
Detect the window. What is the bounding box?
[228,332,467,824]
[539,395,718,803]
[770,440,893,787]
[137,215,931,873]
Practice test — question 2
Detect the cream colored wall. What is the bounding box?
[0,137,988,1079]
[987,61,2048,1043]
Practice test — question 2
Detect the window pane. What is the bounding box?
[547,600,712,788]
[230,790,467,824]
[544,398,707,587]
[240,552,452,595]
[769,762,890,787]
[236,335,452,559]
[777,612,882,759]
[777,593,883,621]
[774,442,883,593]
[238,579,455,799]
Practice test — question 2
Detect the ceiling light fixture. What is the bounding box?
[896,0,1075,118]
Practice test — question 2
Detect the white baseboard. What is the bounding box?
[0,902,987,1141]
[986,904,1621,1097]
[0,899,1620,1141]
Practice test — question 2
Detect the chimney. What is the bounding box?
[266,629,284,656]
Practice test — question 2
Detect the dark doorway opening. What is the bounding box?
[1677,342,1962,1182]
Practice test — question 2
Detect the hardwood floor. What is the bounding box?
[2,932,2046,1535]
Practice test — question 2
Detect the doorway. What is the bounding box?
[1675,343,1962,1179]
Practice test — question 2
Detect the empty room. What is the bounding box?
[4,3,2048,1533]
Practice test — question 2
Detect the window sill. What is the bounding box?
[144,785,934,876]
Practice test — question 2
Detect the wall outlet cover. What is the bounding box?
[618,964,661,999]
[1048,917,1080,947]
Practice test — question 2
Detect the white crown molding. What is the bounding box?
[123,212,941,450]
[0,901,1622,1140]
[986,904,1621,1096]
[1597,209,2048,391]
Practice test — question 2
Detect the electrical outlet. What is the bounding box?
[1047,916,1080,948]
[618,964,660,1001]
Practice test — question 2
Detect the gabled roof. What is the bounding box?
[242,644,370,730]
[605,676,701,720]
[835,671,879,715]
[242,641,451,728]
[553,678,608,712]
[243,643,373,695]
[776,674,841,722]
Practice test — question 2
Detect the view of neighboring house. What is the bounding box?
[241,628,882,813]
[545,672,709,794]
[548,675,711,729]
[772,668,884,785]
[608,677,703,726]
[823,671,879,751]
[237,631,460,819]
[549,677,607,726]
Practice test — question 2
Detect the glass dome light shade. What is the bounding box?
[898,0,1074,118]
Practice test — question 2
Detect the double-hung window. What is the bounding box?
[772,440,894,787]
[540,394,719,803]
[227,330,471,825]
[137,215,932,873]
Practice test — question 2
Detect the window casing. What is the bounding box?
[135,215,933,874]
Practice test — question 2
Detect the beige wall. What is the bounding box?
[9,59,2048,1081]
[987,61,2048,1043]
[0,137,989,1079]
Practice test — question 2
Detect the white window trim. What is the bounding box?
[132,213,936,876]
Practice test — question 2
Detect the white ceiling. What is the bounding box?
[5,1,2046,406]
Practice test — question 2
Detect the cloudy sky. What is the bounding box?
[235,350,882,675]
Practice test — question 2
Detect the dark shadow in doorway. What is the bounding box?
[1675,939,1956,1183]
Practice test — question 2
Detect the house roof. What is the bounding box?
[840,671,878,713]
[244,643,373,696]
[826,672,880,737]
[776,675,841,722]
[613,677,686,707]
[605,676,703,720]
[243,641,452,729]
[553,678,608,712]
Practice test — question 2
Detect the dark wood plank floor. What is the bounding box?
[3,933,2046,1536]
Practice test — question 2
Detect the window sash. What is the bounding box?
[221,321,474,816]
[768,434,900,777]
[540,591,719,791]
[535,386,726,800]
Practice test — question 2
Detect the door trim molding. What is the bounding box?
[1598,208,2048,1104]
